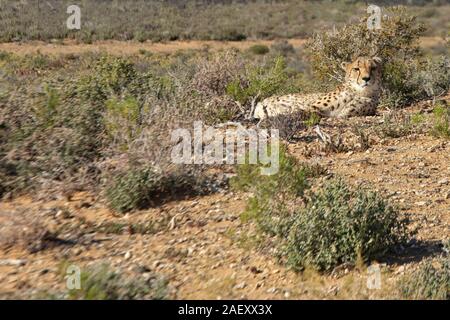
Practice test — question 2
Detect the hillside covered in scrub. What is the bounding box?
[0,0,449,42]
[0,3,449,299]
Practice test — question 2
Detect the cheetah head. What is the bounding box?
[341,56,382,92]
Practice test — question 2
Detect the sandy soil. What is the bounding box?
[0,37,445,56]
[0,39,308,56]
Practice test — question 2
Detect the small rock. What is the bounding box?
[234,282,246,290]
[55,210,63,218]
[415,201,427,206]
[124,251,132,260]
[0,259,27,266]
[266,287,278,294]
[72,247,82,256]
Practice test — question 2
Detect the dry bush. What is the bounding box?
[306,7,425,81]
[305,7,447,108]
[400,244,449,300]
[192,50,246,98]
[259,110,311,141]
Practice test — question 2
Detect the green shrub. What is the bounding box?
[67,263,168,300]
[34,84,60,128]
[248,44,270,55]
[77,56,138,104]
[235,151,410,272]
[231,145,308,197]
[232,146,310,236]
[376,111,424,138]
[226,56,291,106]
[304,113,321,128]
[105,167,209,213]
[105,167,166,213]
[215,29,246,41]
[431,103,450,138]
[400,254,449,300]
[283,179,410,272]
[104,96,147,147]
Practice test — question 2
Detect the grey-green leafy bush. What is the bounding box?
[283,179,410,272]
[105,167,170,213]
[381,56,450,108]
[68,263,168,300]
[234,151,410,272]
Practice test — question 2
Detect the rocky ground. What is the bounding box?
[0,94,448,299]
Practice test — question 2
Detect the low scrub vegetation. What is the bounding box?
[0,1,448,42]
[105,167,212,213]
[400,242,449,300]
[283,179,410,272]
[233,149,411,273]
[0,42,306,205]
[65,263,168,300]
[431,103,450,138]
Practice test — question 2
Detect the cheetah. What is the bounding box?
[253,56,383,120]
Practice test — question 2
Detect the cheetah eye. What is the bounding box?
[353,68,360,72]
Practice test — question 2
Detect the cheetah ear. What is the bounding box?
[372,56,382,65]
[340,61,349,70]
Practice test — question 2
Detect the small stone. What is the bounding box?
[415,201,427,206]
[124,251,132,260]
[0,259,27,266]
[266,287,278,294]
[72,247,82,256]
[234,282,246,289]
